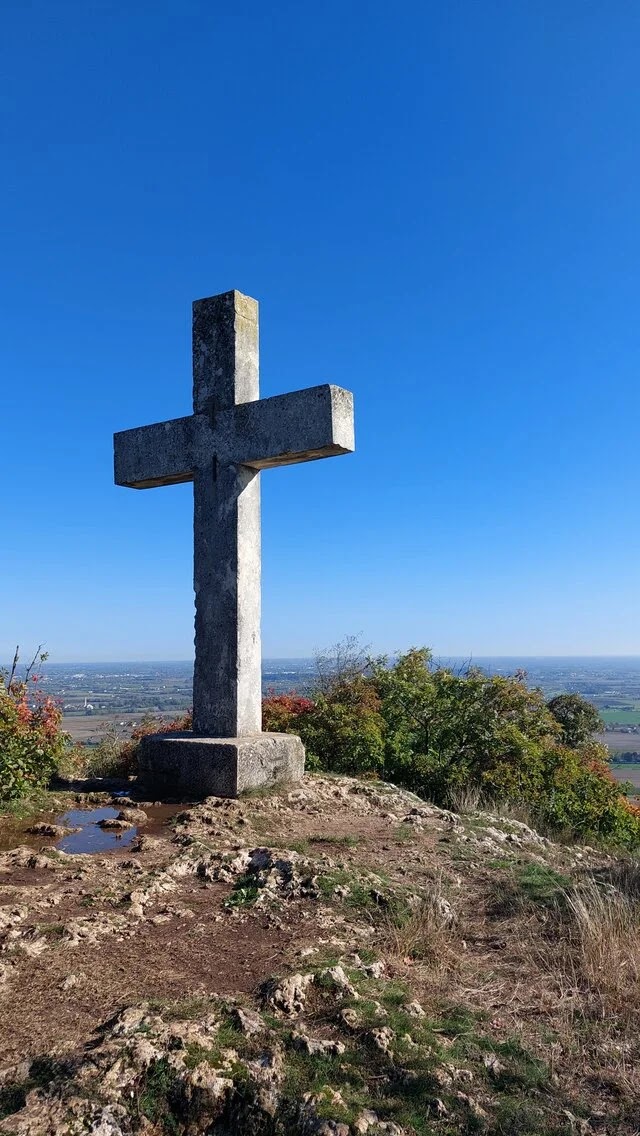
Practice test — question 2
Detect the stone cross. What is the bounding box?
[114,290,355,797]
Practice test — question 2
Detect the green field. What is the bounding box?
[600,708,640,725]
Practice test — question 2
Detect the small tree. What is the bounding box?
[313,634,374,695]
[546,693,603,749]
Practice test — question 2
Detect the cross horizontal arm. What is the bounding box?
[219,384,355,470]
[114,416,203,489]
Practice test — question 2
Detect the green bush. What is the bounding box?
[0,674,67,799]
[546,692,604,748]
[263,681,385,774]
[265,645,640,850]
[535,742,640,849]
[374,652,561,802]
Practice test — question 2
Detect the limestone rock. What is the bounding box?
[60,973,82,990]
[184,1063,234,1127]
[403,1000,426,1018]
[234,1006,266,1035]
[299,1087,349,1135]
[338,1007,360,1030]
[87,1103,131,1135]
[483,1053,506,1077]
[353,1115,406,1136]
[318,965,358,998]
[369,1026,394,1054]
[117,808,148,825]
[291,1031,345,1057]
[243,1045,285,1116]
[0,906,28,932]
[26,823,74,838]
[263,972,314,1016]
[362,960,386,979]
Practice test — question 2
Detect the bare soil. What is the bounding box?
[1,775,639,1135]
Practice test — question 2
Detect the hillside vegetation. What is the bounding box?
[261,647,640,852]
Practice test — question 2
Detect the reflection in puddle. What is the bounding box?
[0,801,179,856]
[56,808,138,854]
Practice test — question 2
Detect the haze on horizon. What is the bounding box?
[4,647,640,667]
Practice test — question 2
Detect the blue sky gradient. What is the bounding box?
[1,1,639,660]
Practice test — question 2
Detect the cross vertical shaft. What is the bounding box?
[192,292,261,736]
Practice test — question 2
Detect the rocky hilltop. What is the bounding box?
[0,776,637,1135]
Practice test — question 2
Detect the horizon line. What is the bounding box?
[9,653,640,666]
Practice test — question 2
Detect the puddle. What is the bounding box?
[0,802,179,855]
[0,821,49,854]
[57,804,179,854]
[56,807,139,854]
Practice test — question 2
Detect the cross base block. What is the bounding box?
[137,731,305,799]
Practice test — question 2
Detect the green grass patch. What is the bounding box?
[493,1095,572,1135]
[489,862,571,917]
[223,872,261,909]
[316,868,386,910]
[286,838,310,854]
[394,823,416,842]
[37,922,66,940]
[137,1058,182,1135]
[148,995,218,1021]
[0,789,72,821]
[512,863,571,907]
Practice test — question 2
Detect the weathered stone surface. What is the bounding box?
[138,732,305,799]
[217,384,355,469]
[26,823,74,838]
[114,386,353,487]
[114,289,355,797]
[117,807,148,824]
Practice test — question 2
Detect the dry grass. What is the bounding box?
[564,876,640,1014]
[445,783,488,814]
[380,872,459,977]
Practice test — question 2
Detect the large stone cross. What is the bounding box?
[114,290,355,797]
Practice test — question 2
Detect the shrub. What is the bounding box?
[0,650,67,799]
[267,643,640,849]
[297,678,386,774]
[546,693,604,748]
[262,693,314,734]
[86,712,194,780]
[372,652,561,802]
[536,742,640,849]
[265,681,384,773]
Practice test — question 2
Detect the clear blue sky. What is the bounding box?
[1,1,639,662]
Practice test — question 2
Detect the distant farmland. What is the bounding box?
[600,708,640,725]
[597,731,640,754]
[611,764,640,794]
